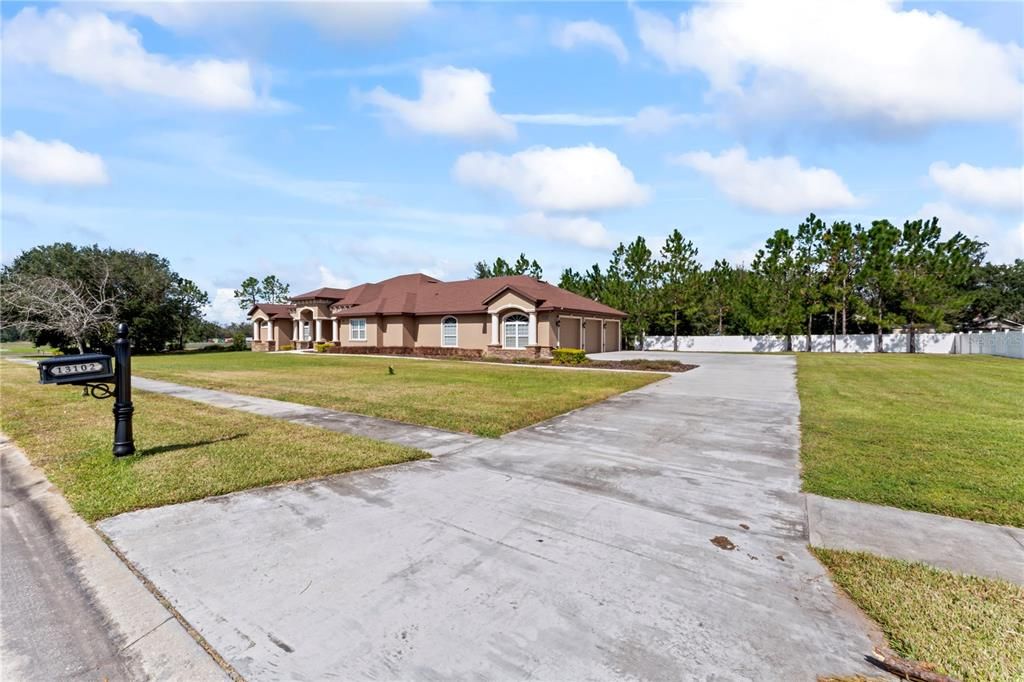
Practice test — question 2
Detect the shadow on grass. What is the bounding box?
[138,433,247,457]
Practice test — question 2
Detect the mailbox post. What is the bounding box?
[38,322,136,457]
[112,324,135,456]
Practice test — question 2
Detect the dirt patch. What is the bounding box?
[710,536,736,551]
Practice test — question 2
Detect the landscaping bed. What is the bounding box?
[473,356,697,373]
[0,363,426,521]
[133,352,666,438]
[814,548,1024,681]
[797,354,1023,527]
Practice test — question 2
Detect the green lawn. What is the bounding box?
[0,363,426,521]
[797,354,1024,527]
[133,352,665,437]
[0,340,54,356]
[815,548,1024,681]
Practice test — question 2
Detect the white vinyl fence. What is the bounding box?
[638,331,1023,358]
[953,330,1024,359]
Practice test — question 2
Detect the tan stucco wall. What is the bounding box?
[486,291,535,315]
[295,304,332,319]
[381,316,414,347]
[415,314,490,349]
[538,313,556,348]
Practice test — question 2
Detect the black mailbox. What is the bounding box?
[38,353,115,385]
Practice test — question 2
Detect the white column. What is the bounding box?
[490,313,499,345]
[267,321,274,345]
[292,320,298,341]
[528,311,537,346]
[332,318,339,342]
[315,319,323,341]
[580,318,584,350]
[252,321,259,341]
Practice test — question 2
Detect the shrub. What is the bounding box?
[314,342,332,353]
[230,332,247,351]
[279,344,294,351]
[552,348,587,365]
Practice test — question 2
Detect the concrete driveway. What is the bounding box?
[99,352,882,680]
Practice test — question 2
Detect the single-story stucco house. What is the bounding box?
[247,273,625,357]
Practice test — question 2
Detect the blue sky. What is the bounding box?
[2,1,1022,322]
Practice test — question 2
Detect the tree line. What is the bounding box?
[0,243,220,353]
[481,215,1021,351]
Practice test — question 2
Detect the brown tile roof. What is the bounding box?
[287,273,624,318]
[248,303,295,320]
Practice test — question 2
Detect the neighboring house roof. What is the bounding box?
[286,273,625,318]
[966,316,1023,331]
[248,303,296,320]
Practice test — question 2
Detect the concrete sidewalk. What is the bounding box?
[807,494,1024,585]
[133,376,484,456]
[0,439,227,681]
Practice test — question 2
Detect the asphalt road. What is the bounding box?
[1,442,132,681]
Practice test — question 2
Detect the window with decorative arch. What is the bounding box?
[503,313,529,349]
[441,316,458,347]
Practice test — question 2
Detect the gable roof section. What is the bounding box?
[248,303,295,320]
[284,273,624,318]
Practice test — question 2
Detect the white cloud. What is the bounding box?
[1,131,109,186]
[511,212,613,249]
[317,266,353,289]
[915,202,1023,264]
[453,145,650,212]
[3,8,260,109]
[929,162,1024,211]
[674,147,858,214]
[102,1,430,40]
[624,106,700,134]
[204,288,246,324]
[289,1,431,40]
[633,0,1024,126]
[553,20,628,63]
[504,106,701,133]
[362,67,515,139]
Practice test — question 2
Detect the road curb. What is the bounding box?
[0,438,230,681]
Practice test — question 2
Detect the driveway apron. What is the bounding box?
[99,353,883,680]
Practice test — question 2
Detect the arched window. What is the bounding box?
[503,313,529,349]
[441,316,458,347]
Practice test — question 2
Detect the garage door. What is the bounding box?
[584,319,602,354]
[604,320,619,352]
[559,317,580,349]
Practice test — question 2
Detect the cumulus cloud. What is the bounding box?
[453,145,650,212]
[362,67,514,139]
[915,202,1023,263]
[1,131,109,186]
[633,0,1024,126]
[511,212,613,249]
[317,266,353,289]
[3,8,260,109]
[674,147,858,214]
[204,288,246,324]
[553,20,628,63]
[929,162,1024,211]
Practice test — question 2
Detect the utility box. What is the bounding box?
[38,354,115,385]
